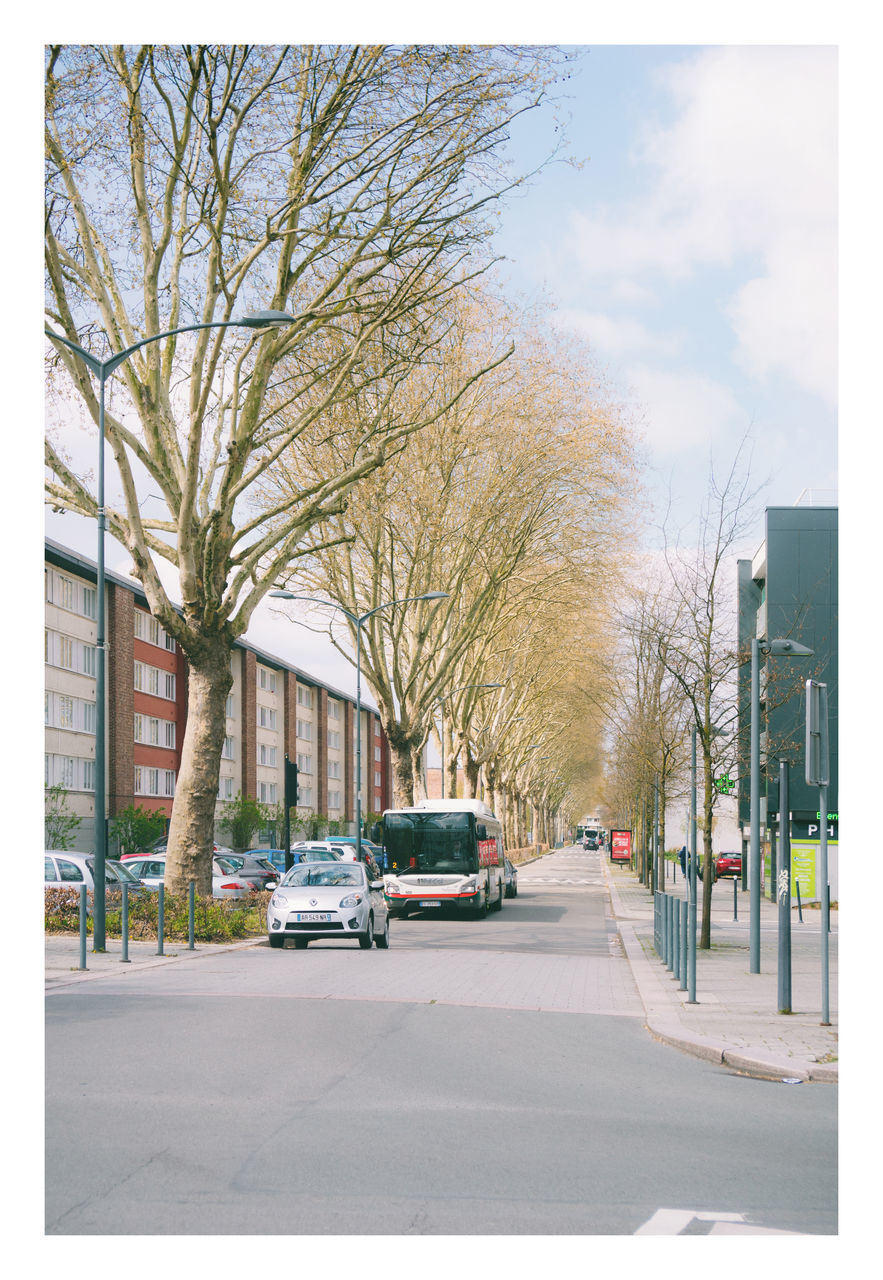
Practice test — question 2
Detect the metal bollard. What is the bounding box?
[79,883,88,970]
[121,882,130,963]
[188,880,195,950]
[795,878,803,923]
[156,883,165,956]
[733,876,738,922]
[654,892,661,956]
[679,900,688,991]
[673,897,681,981]
[666,895,675,971]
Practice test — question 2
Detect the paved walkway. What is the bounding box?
[602,856,838,1082]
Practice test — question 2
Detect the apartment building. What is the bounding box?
[45,540,393,851]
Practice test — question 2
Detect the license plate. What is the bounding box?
[419,900,441,908]
[296,912,332,922]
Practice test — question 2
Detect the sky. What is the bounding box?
[35,37,842,707]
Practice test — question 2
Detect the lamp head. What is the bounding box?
[238,310,295,328]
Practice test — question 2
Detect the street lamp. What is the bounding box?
[270,590,448,864]
[433,684,503,798]
[45,310,294,950]
[748,637,814,974]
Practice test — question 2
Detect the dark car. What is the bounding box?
[503,857,518,898]
[221,854,279,891]
[714,852,742,881]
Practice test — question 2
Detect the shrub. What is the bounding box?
[44,887,272,942]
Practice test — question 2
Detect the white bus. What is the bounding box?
[375,798,505,918]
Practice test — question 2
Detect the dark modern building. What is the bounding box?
[737,503,838,901]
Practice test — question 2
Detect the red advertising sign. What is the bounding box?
[610,830,632,862]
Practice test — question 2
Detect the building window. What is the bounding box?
[225,694,235,718]
[296,753,312,774]
[258,705,277,730]
[374,745,382,762]
[328,699,340,720]
[298,787,313,807]
[135,766,176,797]
[221,737,235,760]
[327,790,341,811]
[218,776,234,801]
[328,731,341,751]
[297,685,313,709]
[258,666,277,692]
[258,743,278,767]
[257,781,277,804]
[134,609,176,652]
[375,771,382,788]
[296,719,312,741]
[81,586,97,619]
[328,760,341,779]
[134,660,176,700]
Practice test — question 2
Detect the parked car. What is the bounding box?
[290,839,378,872]
[325,836,388,871]
[253,847,341,876]
[714,852,743,881]
[503,857,518,898]
[44,851,146,894]
[267,860,390,950]
[218,853,278,891]
[119,854,257,899]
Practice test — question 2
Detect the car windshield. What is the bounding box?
[280,865,364,888]
[108,861,140,883]
[383,811,477,874]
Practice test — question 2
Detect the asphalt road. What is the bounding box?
[45,847,837,1236]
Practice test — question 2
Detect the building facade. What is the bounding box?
[45,540,393,852]
[736,504,838,902]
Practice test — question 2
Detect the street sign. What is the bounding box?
[714,773,735,795]
[805,680,830,786]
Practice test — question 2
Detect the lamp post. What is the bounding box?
[748,637,814,974]
[46,310,293,950]
[433,684,503,798]
[270,590,448,864]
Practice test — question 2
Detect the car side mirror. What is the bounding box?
[267,881,278,891]
[370,880,385,891]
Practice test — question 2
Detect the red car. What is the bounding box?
[714,852,742,880]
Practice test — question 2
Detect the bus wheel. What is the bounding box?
[492,884,504,911]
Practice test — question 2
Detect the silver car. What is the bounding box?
[121,854,255,899]
[44,851,145,894]
[267,860,390,950]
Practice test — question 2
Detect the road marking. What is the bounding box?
[635,1209,746,1235]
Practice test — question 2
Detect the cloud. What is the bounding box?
[566,46,837,403]
[555,308,682,359]
[623,365,746,455]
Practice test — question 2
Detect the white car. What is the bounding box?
[44,851,145,894]
[119,854,256,899]
[267,860,390,950]
[291,839,351,860]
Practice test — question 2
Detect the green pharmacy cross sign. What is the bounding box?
[714,773,735,795]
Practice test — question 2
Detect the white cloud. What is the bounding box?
[624,365,746,455]
[566,46,837,403]
[555,308,682,359]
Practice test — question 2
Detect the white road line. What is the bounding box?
[635,1208,746,1235]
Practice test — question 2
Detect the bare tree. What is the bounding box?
[44,44,568,891]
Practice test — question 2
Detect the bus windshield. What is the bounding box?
[384,812,478,875]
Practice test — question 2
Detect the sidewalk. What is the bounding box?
[44,933,260,989]
[602,857,838,1083]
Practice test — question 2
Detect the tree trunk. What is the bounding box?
[165,641,233,895]
[464,748,480,799]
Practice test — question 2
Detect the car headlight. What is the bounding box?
[339,893,363,907]
[460,878,477,893]
[271,892,288,908]
[385,878,401,892]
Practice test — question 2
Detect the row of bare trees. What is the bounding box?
[45,44,636,892]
